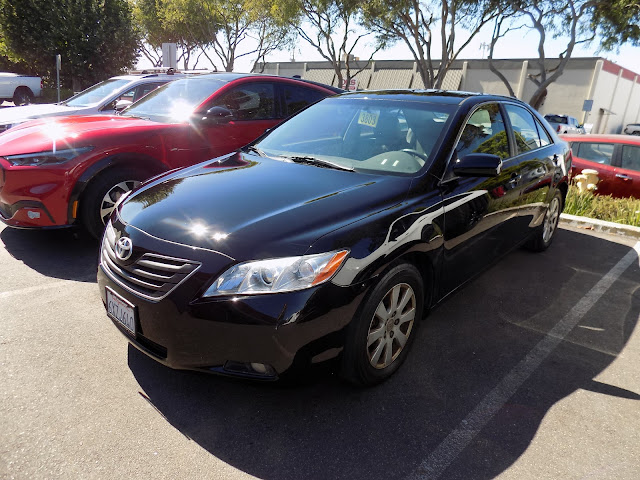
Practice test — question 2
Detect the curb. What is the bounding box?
[559,213,640,240]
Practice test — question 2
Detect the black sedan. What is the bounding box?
[97,90,571,386]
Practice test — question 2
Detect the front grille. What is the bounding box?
[101,230,201,301]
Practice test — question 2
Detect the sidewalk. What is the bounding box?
[560,213,640,239]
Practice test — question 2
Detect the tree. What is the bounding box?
[281,0,380,88]
[0,0,140,89]
[361,0,499,89]
[132,0,212,70]
[592,0,640,49]
[133,0,293,72]
[487,1,601,110]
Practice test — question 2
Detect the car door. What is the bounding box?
[612,143,640,198]
[502,103,557,233]
[198,82,281,157]
[570,141,617,195]
[439,102,518,296]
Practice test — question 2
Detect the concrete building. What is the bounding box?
[255,57,640,134]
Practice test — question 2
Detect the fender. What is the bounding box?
[66,153,168,224]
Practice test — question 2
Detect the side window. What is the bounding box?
[620,145,640,172]
[213,83,276,120]
[282,85,326,117]
[457,103,509,160]
[133,82,164,102]
[117,88,136,103]
[504,104,544,154]
[574,143,614,165]
[535,119,552,147]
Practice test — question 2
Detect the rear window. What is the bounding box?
[544,115,568,124]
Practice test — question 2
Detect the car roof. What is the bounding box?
[111,74,186,82]
[560,134,640,144]
[332,89,526,106]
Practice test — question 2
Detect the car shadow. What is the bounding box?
[127,229,640,480]
[0,227,99,282]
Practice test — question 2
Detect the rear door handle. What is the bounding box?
[616,173,632,181]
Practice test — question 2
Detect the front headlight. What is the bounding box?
[203,250,349,297]
[4,146,94,166]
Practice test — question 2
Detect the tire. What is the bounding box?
[13,87,34,106]
[340,263,424,387]
[80,168,145,239]
[525,190,563,252]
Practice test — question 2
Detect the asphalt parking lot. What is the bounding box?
[1,223,639,479]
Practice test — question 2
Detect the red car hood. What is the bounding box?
[0,115,171,156]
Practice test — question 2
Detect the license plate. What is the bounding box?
[106,287,136,335]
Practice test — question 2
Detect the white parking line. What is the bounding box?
[0,276,96,300]
[408,241,640,480]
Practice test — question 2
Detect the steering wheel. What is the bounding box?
[401,149,429,163]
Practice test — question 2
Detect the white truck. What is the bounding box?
[0,72,42,106]
[624,123,640,135]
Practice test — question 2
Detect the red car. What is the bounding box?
[561,134,640,198]
[0,73,340,237]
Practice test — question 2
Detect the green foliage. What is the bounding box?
[0,0,140,89]
[564,185,640,227]
[133,0,293,72]
[37,88,75,103]
[592,0,640,50]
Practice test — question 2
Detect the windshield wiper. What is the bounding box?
[281,155,354,172]
[244,145,266,157]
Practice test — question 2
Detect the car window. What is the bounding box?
[535,118,552,147]
[574,142,614,165]
[256,97,454,175]
[122,76,228,123]
[63,78,131,107]
[545,115,567,124]
[213,83,276,121]
[457,103,509,160]
[505,104,546,154]
[133,82,164,102]
[620,145,640,172]
[118,88,136,102]
[282,85,327,117]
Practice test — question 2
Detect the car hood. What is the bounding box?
[0,115,165,156]
[0,103,78,126]
[118,152,413,259]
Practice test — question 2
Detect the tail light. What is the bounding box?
[557,125,562,133]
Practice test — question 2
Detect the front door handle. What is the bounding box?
[616,173,632,181]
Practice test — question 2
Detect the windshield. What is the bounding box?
[63,79,131,107]
[256,97,454,175]
[121,77,227,123]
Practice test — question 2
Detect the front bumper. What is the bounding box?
[97,221,370,378]
[0,160,72,227]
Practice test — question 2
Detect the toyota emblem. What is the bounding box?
[115,236,133,261]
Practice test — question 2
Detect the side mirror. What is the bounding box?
[453,153,502,177]
[199,106,234,124]
[114,99,132,112]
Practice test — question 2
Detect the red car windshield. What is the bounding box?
[121,77,228,123]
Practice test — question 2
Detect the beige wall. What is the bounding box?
[463,67,522,98]
[256,58,640,134]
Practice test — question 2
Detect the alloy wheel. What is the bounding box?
[99,180,140,224]
[366,283,416,369]
[543,196,560,243]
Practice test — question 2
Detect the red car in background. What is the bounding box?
[561,134,640,199]
[0,73,341,237]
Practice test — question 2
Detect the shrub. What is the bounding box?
[36,88,75,104]
[564,185,640,227]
